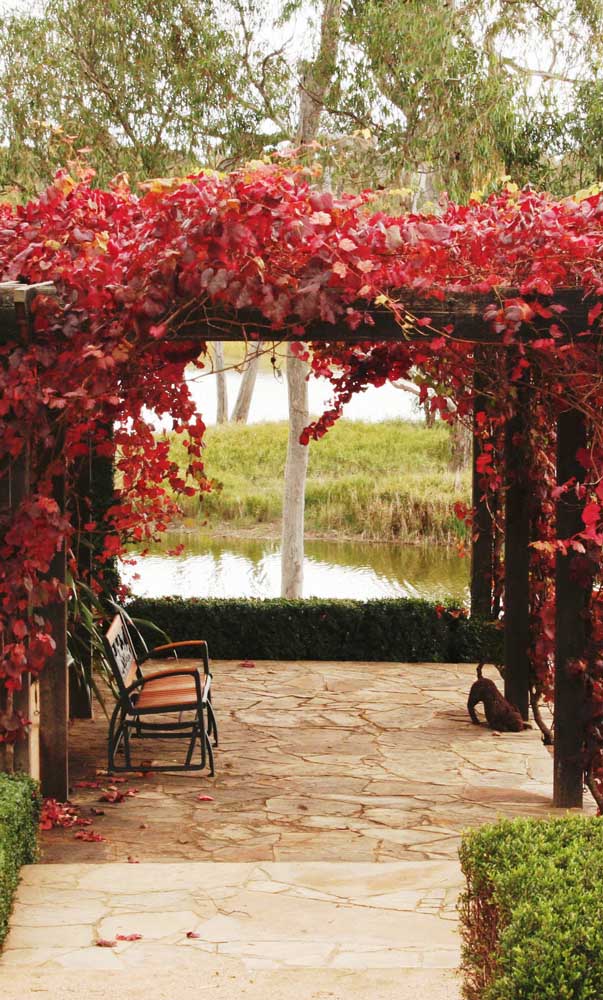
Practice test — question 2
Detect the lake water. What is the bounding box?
[122,532,469,604]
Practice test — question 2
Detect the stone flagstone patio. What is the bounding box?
[0,660,583,999]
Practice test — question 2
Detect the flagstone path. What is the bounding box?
[0,660,584,999]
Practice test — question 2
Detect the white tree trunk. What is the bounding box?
[213,342,228,424]
[231,342,262,423]
[280,0,341,599]
[412,166,439,213]
[281,345,310,597]
[450,419,472,490]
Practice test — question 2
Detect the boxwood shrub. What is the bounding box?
[459,816,603,1000]
[0,772,40,946]
[126,596,502,663]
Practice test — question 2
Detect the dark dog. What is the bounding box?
[467,664,531,732]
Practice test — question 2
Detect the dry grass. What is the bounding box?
[166,419,470,544]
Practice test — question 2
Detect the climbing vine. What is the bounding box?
[2,162,603,801]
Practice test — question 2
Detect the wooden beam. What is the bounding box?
[503,367,531,720]
[0,281,597,345]
[554,408,589,808]
[170,287,598,343]
[470,347,494,618]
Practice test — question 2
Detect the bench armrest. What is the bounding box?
[144,666,198,681]
[143,640,210,674]
[150,641,207,653]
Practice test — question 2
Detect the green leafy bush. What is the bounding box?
[126,596,502,662]
[459,816,603,1000]
[0,772,40,946]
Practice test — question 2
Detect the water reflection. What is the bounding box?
[122,531,469,603]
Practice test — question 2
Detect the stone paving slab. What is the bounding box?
[1,860,463,997]
[40,661,580,865]
[2,862,461,973]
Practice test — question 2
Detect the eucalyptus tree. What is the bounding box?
[0,0,295,192]
[332,0,603,199]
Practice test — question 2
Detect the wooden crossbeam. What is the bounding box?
[166,287,598,343]
[0,282,596,344]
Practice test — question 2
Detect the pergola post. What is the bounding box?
[0,449,40,779]
[69,442,94,719]
[554,408,588,808]
[470,346,494,618]
[39,461,69,800]
[503,367,531,720]
[0,286,40,779]
[11,286,69,800]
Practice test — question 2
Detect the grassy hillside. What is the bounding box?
[167,419,470,545]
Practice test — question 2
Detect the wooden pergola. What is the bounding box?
[0,280,592,809]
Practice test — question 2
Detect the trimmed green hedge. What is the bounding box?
[126,596,502,663]
[459,817,603,1000]
[0,772,40,946]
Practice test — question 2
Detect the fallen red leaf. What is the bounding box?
[96,939,116,948]
[186,931,201,939]
[75,829,106,842]
[196,795,214,802]
[99,790,126,803]
[39,798,80,830]
[127,856,140,864]
[239,659,255,668]
[116,933,143,941]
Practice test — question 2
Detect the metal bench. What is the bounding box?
[103,608,218,775]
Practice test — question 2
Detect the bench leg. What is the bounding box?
[108,704,125,772]
[207,698,219,748]
[184,710,207,771]
[122,720,133,769]
[205,730,215,777]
